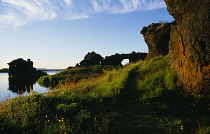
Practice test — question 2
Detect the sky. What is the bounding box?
[0,0,174,69]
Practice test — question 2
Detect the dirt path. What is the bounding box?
[108,69,164,134]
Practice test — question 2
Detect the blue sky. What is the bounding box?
[0,0,174,69]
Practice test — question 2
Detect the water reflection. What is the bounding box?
[8,76,36,94]
[0,71,60,101]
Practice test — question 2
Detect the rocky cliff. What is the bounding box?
[165,0,210,95]
[141,0,210,95]
[141,23,171,60]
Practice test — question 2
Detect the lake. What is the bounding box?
[0,71,59,102]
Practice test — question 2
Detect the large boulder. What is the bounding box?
[165,0,210,95]
[141,23,171,60]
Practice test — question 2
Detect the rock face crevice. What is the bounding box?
[165,0,210,95]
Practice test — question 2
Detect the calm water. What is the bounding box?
[0,71,59,101]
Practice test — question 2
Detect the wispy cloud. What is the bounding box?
[145,0,166,10]
[63,0,72,7]
[89,0,166,14]
[0,0,57,29]
[0,0,166,29]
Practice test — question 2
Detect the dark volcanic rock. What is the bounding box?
[8,58,36,77]
[141,23,171,60]
[102,53,123,66]
[101,52,147,66]
[77,51,147,67]
[7,58,47,94]
[8,58,47,79]
[79,51,104,67]
[165,0,210,95]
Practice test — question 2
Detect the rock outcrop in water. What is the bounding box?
[8,58,47,93]
[8,58,35,77]
[141,0,210,95]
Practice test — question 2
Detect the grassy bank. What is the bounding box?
[37,65,113,88]
[0,56,209,134]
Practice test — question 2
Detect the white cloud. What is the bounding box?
[0,0,58,29]
[110,0,166,14]
[91,0,116,13]
[145,0,166,10]
[92,1,102,12]
[88,0,166,14]
[0,0,166,29]
[66,14,89,20]
[63,0,72,6]
[1,0,56,20]
[0,12,25,29]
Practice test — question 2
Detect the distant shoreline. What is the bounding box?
[37,69,65,71]
[0,68,65,73]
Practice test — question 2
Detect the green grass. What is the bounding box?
[38,65,113,88]
[136,56,177,100]
[87,62,139,98]
[0,55,209,134]
[197,126,210,134]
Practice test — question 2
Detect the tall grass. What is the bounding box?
[88,63,137,98]
[136,56,177,100]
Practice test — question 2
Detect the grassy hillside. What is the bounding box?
[0,56,209,134]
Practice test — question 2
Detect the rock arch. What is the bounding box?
[101,52,147,66]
